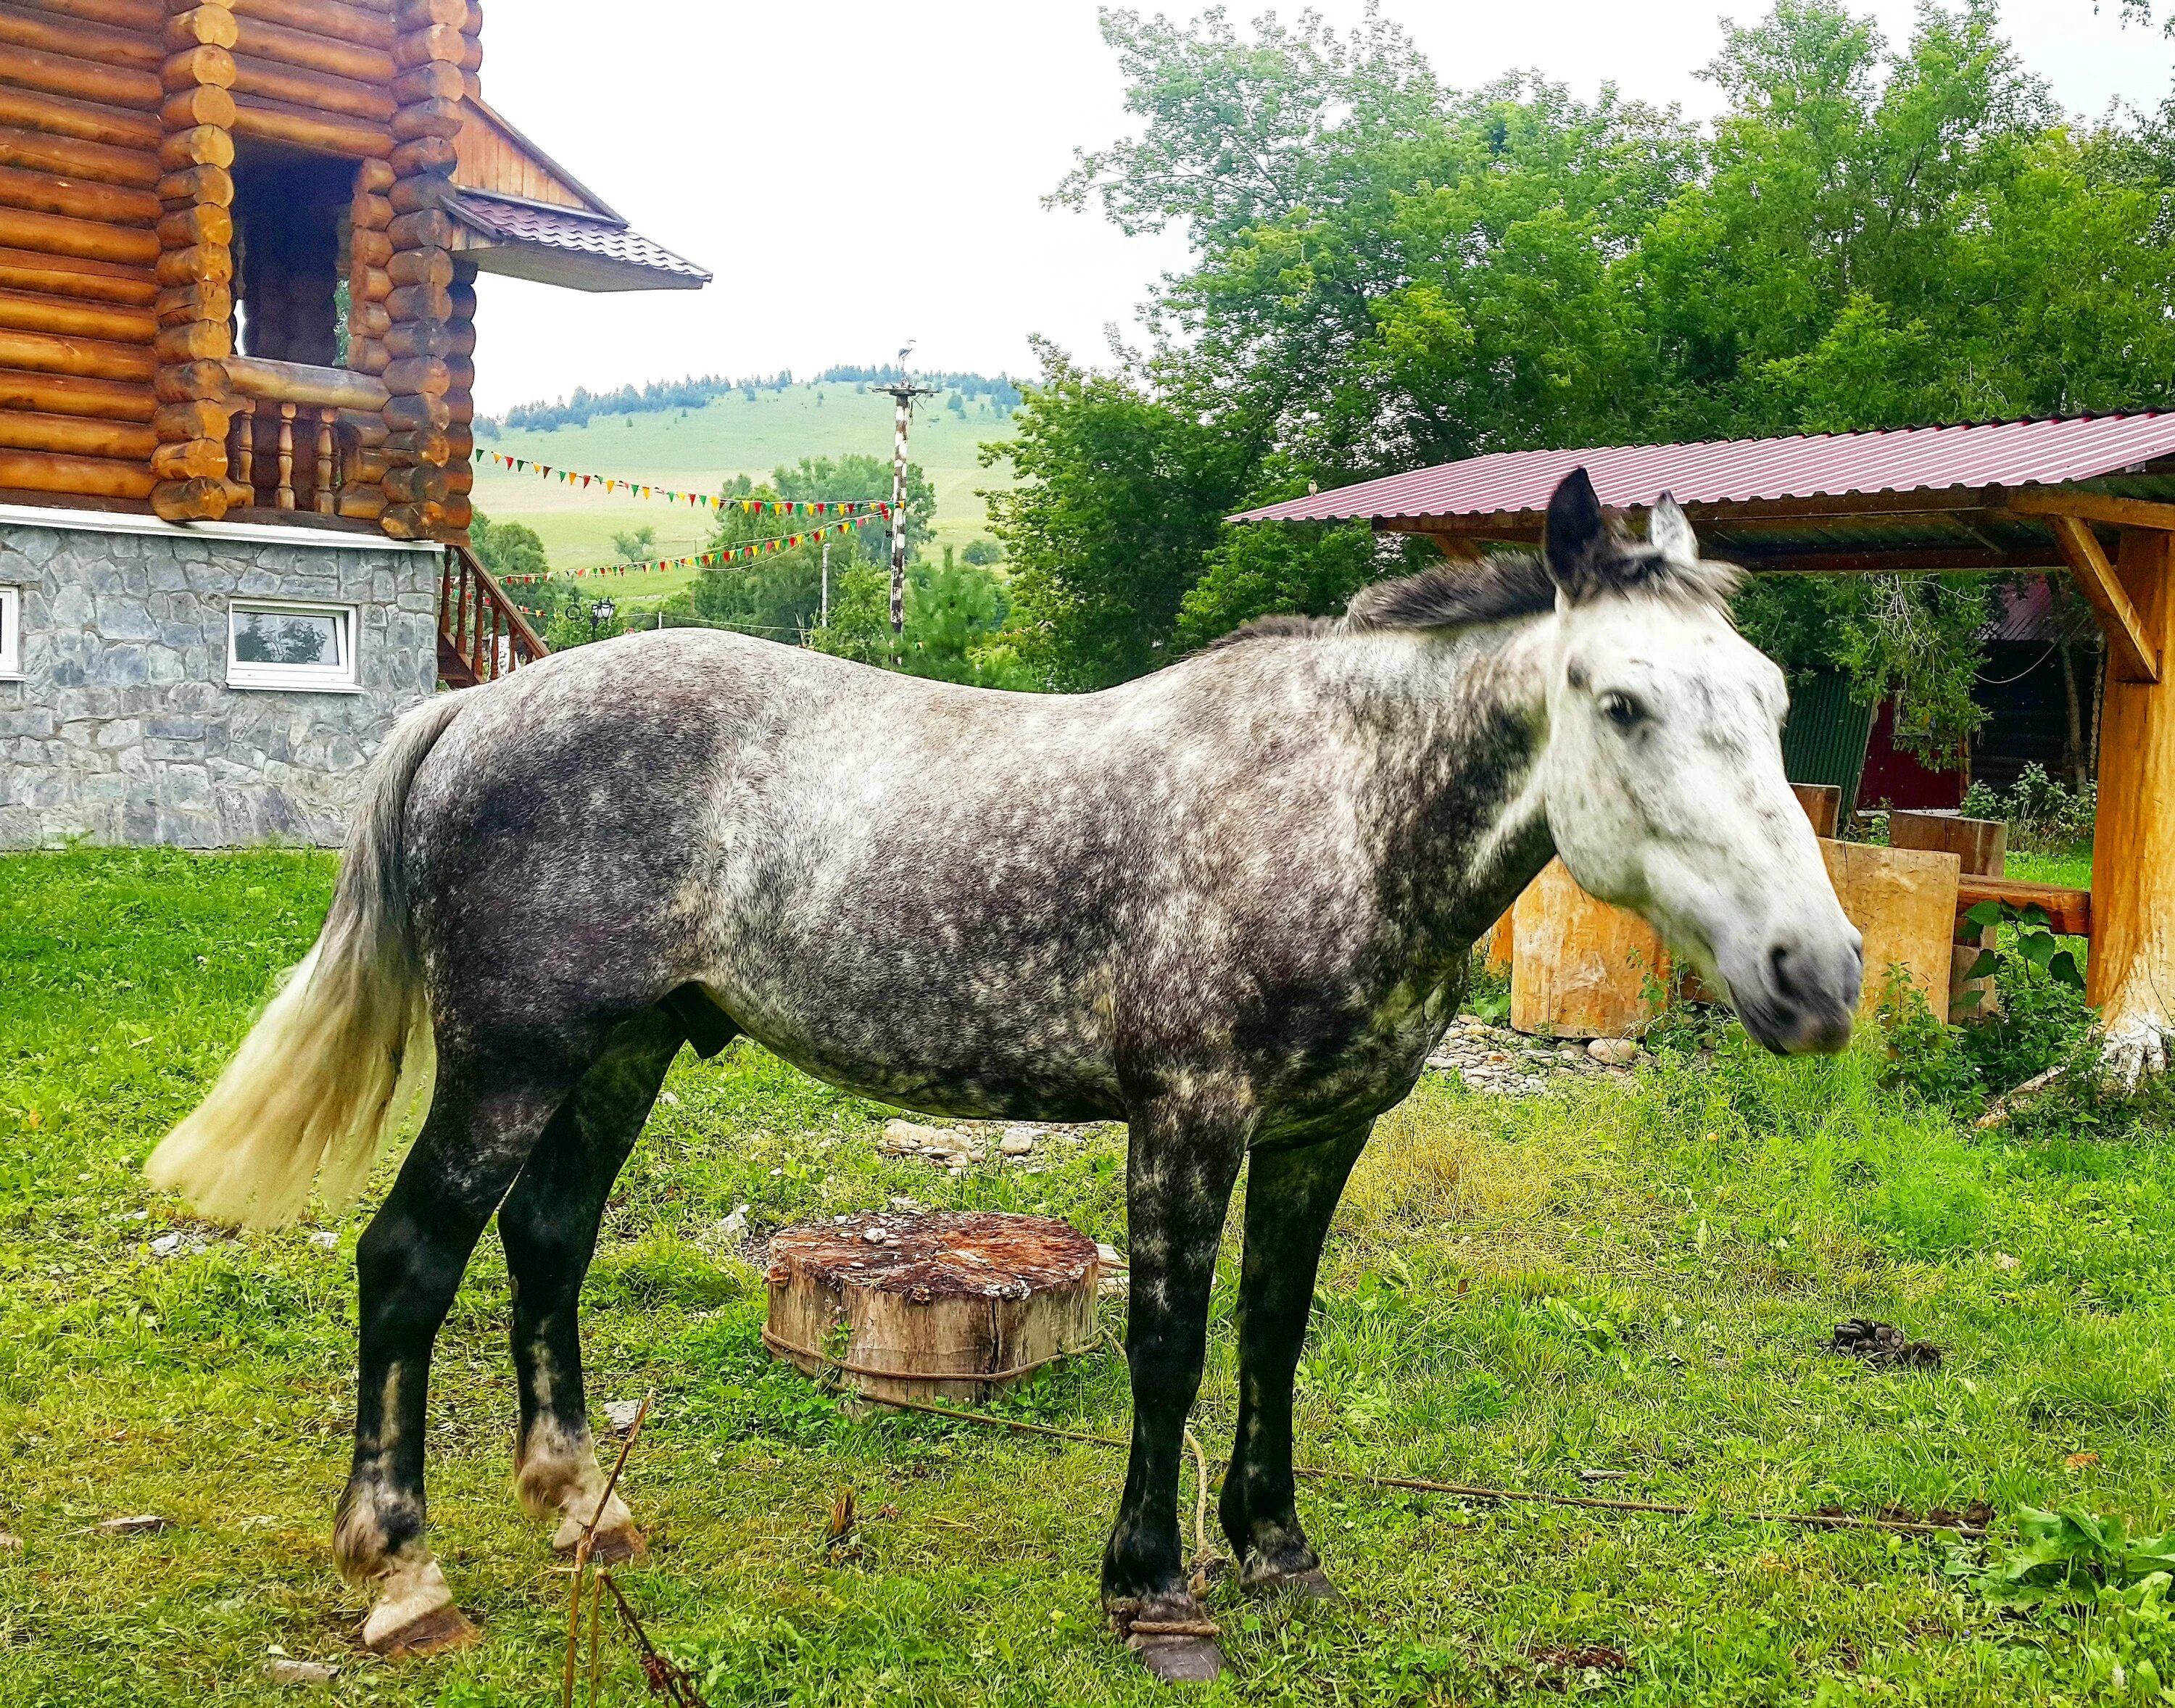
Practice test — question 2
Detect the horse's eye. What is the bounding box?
[1600,692,1644,729]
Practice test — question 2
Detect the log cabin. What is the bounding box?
[0,0,706,847]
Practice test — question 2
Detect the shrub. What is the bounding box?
[1960,763,2096,853]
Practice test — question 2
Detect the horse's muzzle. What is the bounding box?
[1724,928,1864,1055]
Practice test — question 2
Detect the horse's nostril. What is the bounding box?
[1768,942,1799,1000]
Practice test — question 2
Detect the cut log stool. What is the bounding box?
[764,1210,1100,1404]
[1890,810,2007,1021]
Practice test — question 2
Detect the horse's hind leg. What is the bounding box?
[499,1006,695,1562]
[1219,1125,1369,1599]
[335,1043,584,1657]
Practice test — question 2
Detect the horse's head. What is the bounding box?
[1533,469,1862,1053]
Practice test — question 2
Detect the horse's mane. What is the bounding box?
[1202,535,1741,654]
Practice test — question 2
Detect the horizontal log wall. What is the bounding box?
[0,1,173,501]
[230,0,393,48]
[33,0,163,28]
[0,444,155,496]
[0,367,155,420]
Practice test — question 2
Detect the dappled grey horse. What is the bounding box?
[150,470,1862,1682]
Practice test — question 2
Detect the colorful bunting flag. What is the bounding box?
[475,448,888,519]
[493,513,884,584]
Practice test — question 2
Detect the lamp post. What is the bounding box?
[588,597,616,640]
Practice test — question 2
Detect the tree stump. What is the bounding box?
[1819,839,1961,1019]
[763,1210,1101,1404]
[1510,858,1670,1038]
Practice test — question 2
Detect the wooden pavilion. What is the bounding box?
[1235,414,2175,1067]
[0,0,707,850]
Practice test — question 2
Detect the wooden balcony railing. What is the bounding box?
[224,357,390,515]
[439,542,548,687]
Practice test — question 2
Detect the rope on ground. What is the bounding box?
[868,1394,1987,1540]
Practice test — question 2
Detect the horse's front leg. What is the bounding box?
[334,1048,574,1657]
[1220,1124,1370,1598]
[1103,1093,1246,1684]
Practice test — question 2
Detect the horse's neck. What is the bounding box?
[1327,618,1558,956]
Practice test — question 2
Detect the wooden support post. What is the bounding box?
[149,0,238,521]
[377,0,470,542]
[436,257,474,539]
[2089,528,2175,1082]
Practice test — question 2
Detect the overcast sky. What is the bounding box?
[468,0,2172,415]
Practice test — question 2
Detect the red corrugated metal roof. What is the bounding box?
[1233,413,2175,523]
[1987,577,2054,643]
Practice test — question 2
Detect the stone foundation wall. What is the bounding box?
[0,512,439,849]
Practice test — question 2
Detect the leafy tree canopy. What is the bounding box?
[995,0,2175,739]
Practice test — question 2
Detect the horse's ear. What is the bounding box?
[1543,467,1607,599]
[1649,493,1699,565]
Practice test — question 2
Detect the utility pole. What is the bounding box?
[877,371,935,661]
[819,539,829,628]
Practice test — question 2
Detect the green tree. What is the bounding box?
[610,524,657,563]
[1000,0,2175,755]
[983,341,1255,690]
[471,510,559,625]
[900,547,1008,682]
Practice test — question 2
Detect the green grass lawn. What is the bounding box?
[473,384,1017,604]
[4,849,2174,1704]
[2008,845,2094,892]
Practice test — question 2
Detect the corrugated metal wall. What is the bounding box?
[1781,669,1877,816]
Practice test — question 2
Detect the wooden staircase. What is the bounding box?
[438,542,548,688]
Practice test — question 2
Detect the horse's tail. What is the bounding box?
[146,690,471,1229]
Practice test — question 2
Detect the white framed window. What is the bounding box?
[226,599,360,692]
[0,585,20,679]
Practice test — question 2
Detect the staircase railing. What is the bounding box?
[439,542,548,687]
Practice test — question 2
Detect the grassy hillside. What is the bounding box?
[472,381,1018,605]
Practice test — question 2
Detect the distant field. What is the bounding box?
[472,381,1019,605]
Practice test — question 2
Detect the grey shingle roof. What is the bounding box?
[450,190,710,292]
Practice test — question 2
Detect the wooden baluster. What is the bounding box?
[315,409,336,515]
[233,399,255,502]
[276,402,297,510]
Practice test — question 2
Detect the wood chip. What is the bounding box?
[97,1514,170,1535]
[263,1658,339,1686]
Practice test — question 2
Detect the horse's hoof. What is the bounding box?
[1129,1634,1225,1683]
[1247,1564,1341,1603]
[560,1522,647,1566]
[1109,1593,1224,1684]
[360,1554,474,1658]
[364,1604,478,1659]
